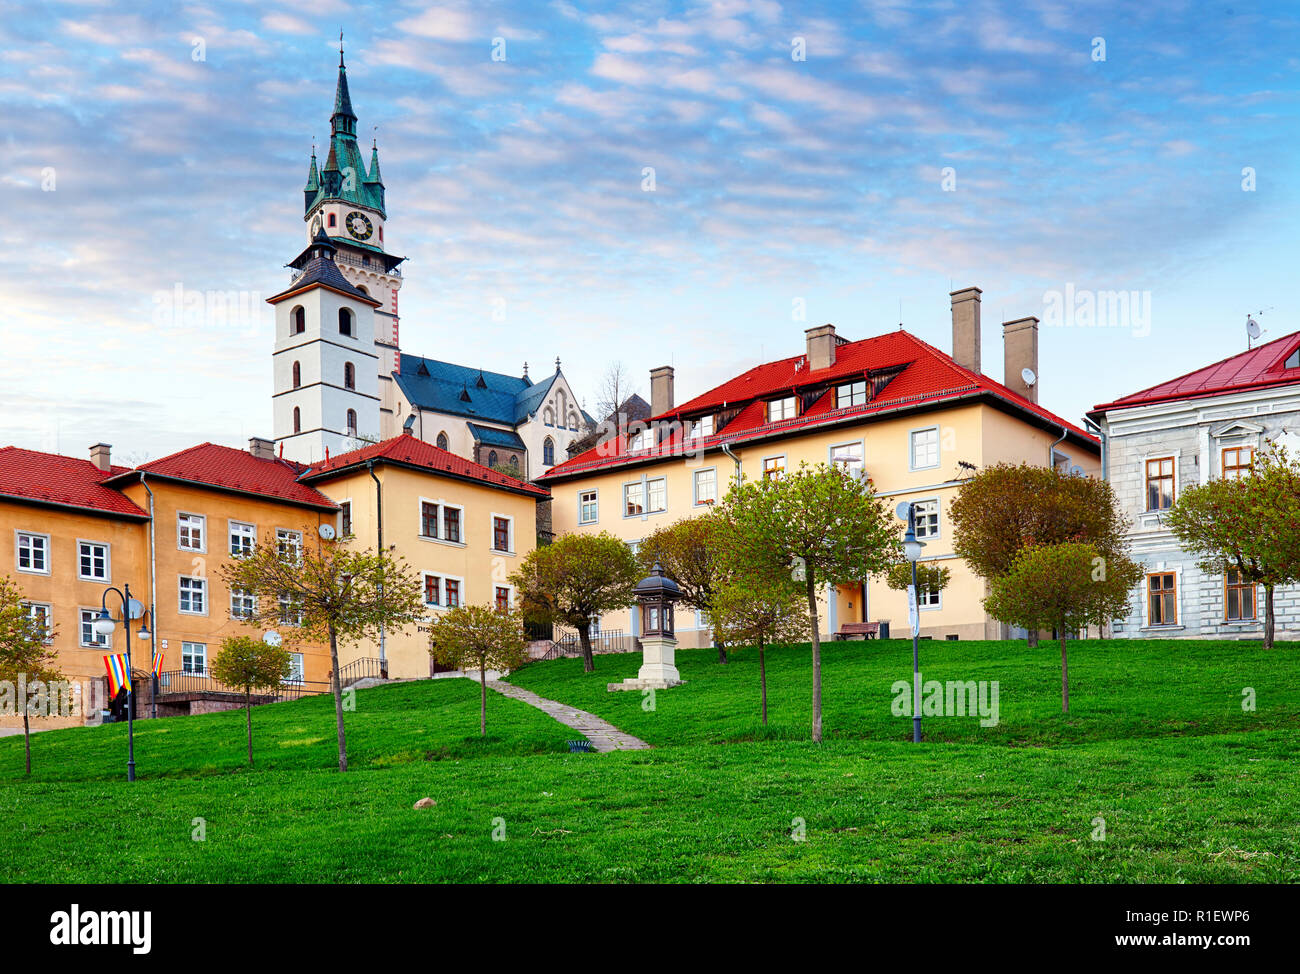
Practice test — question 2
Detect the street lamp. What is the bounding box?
[94,583,142,782]
[898,504,927,743]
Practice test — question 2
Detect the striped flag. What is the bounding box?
[103,654,131,696]
[152,651,165,679]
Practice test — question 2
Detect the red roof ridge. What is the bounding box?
[303,435,550,498]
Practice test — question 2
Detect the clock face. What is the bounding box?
[345,210,374,241]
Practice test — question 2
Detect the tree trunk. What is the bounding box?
[245,689,253,766]
[759,644,767,725]
[23,711,30,776]
[1264,584,1276,651]
[716,640,728,664]
[329,626,347,772]
[577,619,595,673]
[1060,634,1069,714]
[479,662,487,736]
[805,569,822,743]
[1027,629,1040,649]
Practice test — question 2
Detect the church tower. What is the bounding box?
[277,44,406,459]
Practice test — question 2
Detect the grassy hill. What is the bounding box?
[0,639,1295,883]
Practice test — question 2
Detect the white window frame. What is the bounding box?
[694,466,718,506]
[768,396,797,422]
[279,592,304,627]
[623,480,645,518]
[836,380,868,409]
[829,440,865,480]
[418,497,441,539]
[177,512,206,553]
[76,539,111,582]
[441,574,465,609]
[691,415,714,440]
[284,652,305,684]
[15,531,50,576]
[578,489,599,525]
[179,575,208,616]
[230,587,256,620]
[181,641,208,676]
[276,528,303,562]
[422,572,443,608]
[912,498,940,540]
[490,512,515,555]
[646,476,667,514]
[229,520,256,558]
[22,602,53,644]
[909,426,940,472]
[494,584,514,611]
[918,578,942,610]
[80,607,110,648]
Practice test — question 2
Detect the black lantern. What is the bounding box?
[635,562,682,637]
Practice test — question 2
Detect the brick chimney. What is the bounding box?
[249,436,276,461]
[89,443,112,472]
[950,287,982,374]
[1002,316,1040,403]
[804,324,837,371]
[650,365,675,416]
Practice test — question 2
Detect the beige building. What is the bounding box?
[539,287,1101,644]
[300,433,550,678]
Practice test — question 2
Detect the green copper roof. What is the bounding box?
[304,152,319,192]
[304,53,385,218]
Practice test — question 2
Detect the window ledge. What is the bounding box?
[1139,624,1185,632]
[418,536,466,549]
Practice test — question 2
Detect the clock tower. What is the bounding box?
[289,45,405,437]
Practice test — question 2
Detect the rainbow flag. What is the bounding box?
[103,654,131,696]
[151,651,165,679]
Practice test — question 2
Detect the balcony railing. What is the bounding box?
[156,669,329,702]
[290,248,400,285]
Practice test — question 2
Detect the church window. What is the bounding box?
[328,213,336,228]
[292,306,305,334]
[543,437,555,466]
[292,361,301,389]
[339,308,353,337]
[346,409,358,436]
[436,432,449,451]
[293,407,301,434]
[544,407,554,427]
[488,450,498,467]
[509,455,519,469]
[357,285,368,295]
[344,362,355,390]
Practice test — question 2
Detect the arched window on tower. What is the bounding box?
[292,361,301,389]
[328,213,336,228]
[293,407,301,434]
[543,437,555,466]
[292,306,305,335]
[488,450,498,468]
[436,431,449,451]
[339,308,353,337]
[357,285,369,295]
[344,362,355,390]
[346,409,358,437]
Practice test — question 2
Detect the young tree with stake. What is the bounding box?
[211,635,293,765]
[710,575,809,724]
[0,574,63,775]
[638,511,731,662]
[429,605,530,736]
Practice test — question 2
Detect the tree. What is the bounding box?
[710,576,810,724]
[985,542,1141,712]
[210,635,292,765]
[508,532,639,673]
[718,463,899,742]
[1166,445,1300,649]
[429,605,530,735]
[222,537,424,771]
[884,561,951,597]
[0,575,63,775]
[594,361,636,431]
[949,463,1131,645]
[638,511,731,662]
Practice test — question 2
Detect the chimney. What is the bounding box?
[804,324,836,371]
[1002,316,1040,403]
[249,436,276,461]
[650,365,675,416]
[950,286,982,373]
[89,443,112,472]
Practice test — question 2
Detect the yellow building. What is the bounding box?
[300,433,550,679]
[539,288,1101,644]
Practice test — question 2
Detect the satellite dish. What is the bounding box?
[895,501,913,521]
[1247,316,1261,340]
[262,631,283,647]
[318,523,336,540]
[1070,465,1085,477]
[1021,367,1038,387]
[127,598,145,620]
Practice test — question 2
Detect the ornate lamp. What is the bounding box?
[611,562,685,691]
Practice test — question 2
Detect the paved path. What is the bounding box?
[487,680,650,752]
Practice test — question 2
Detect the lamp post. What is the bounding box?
[135,610,156,719]
[900,504,927,743]
[93,583,148,781]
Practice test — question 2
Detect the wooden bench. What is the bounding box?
[835,622,880,641]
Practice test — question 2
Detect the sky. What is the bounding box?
[1,0,1298,463]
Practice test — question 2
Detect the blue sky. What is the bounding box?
[2,0,1298,461]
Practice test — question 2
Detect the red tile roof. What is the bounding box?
[109,443,338,510]
[301,434,550,498]
[542,328,1097,481]
[1090,330,1300,416]
[0,447,149,518]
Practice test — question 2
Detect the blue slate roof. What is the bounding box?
[467,423,527,450]
[395,355,535,425]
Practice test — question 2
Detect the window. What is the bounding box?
[276,529,303,562]
[1145,457,1175,511]
[830,442,865,479]
[1225,570,1256,621]
[344,362,355,390]
[543,437,555,466]
[1147,573,1177,626]
[346,409,358,436]
[279,593,303,627]
[77,541,110,581]
[182,641,207,675]
[292,306,306,334]
[339,502,352,537]
[768,397,797,422]
[80,608,109,648]
[328,213,336,228]
[424,574,441,606]
[763,456,785,481]
[444,578,461,608]
[293,407,302,434]
[495,586,510,611]
[178,513,205,552]
[509,455,519,470]
[22,603,52,643]
[1222,446,1254,480]
[910,428,940,470]
[292,361,301,388]
[488,450,498,467]
[436,432,449,450]
[692,415,714,440]
[285,653,304,684]
[230,588,256,620]
[179,576,207,615]
[492,516,512,552]
[625,482,644,516]
[647,477,667,513]
[229,520,256,557]
[694,467,717,506]
[628,429,650,452]
[1287,347,1300,369]
[918,583,941,607]
[339,308,353,337]
[420,501,439,538]
[16,532,50,574]
[579,490,598,524]
[913,500,940,539]
[443,506,462,543]
[836,381,868,409]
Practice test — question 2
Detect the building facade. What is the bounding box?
[1089,330,1300,639]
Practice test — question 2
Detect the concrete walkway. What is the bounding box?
[487,680,651,752]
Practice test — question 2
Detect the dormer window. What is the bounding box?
[628,428,651,451]
[1286,347,1300,369]
[768,396,797,422]
[691,415,714,440]
[836,380,868,409]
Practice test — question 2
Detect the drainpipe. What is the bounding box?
[1084,416,1108,481]
[721,440,742,488]
[366,460,386,676]
[1048,425,1068,471]
[141,474,158,719]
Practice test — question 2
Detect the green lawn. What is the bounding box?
[0,639,1295,883]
